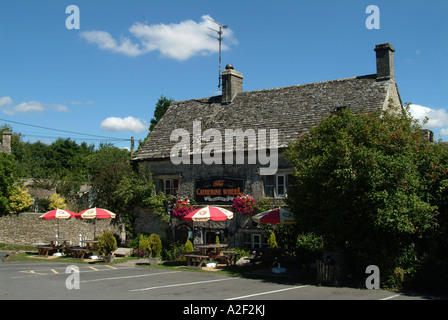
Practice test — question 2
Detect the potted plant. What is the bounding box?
[173,197,194,219]
[232,193,257,215]
[147,233,163,265]
[97,231,117,263]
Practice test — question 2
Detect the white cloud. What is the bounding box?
[409,104,448,138]
[81,15,237,61]
[409,104,448,128]
[101,116,147,133]
[0,96,13,107]
[0,97,69,115]
[81,31,143,57]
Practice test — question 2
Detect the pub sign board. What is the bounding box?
[195,177,245,203]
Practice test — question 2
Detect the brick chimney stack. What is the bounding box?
[375,43,395,81]
[0,130,11,154]
[221,64,243,104]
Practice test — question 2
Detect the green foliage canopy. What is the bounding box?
[285,105,443,285]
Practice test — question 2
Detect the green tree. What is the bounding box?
[87,145,156,237]
[285,105,441,288]
[136,95,174,155]
[8,186,33,214]
[0,152,18,215]
[149,95,173,133]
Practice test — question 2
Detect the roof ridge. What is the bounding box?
[172,74,379,104]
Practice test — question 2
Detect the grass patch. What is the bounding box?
[2,249,138,265]
[0,243,36,251]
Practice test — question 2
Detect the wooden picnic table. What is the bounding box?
[249,248,293,268]
[37,238,71,256]
[80,240,98,249]
[184,254,209,269]
[195,244,228,258]
[216,251,240,266]
[183,245,239,269]
[69,240,99,260]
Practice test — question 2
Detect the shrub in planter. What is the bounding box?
[147,234,162,265]
[97,231,117,262]
[267,232,279,249]
[184,239,194,253]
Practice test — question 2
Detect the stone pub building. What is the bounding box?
[133,43,403,249]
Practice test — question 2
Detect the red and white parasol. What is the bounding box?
[40,208,76,238]
[252,208,296,225]
[76,207,116,219]
[76,208,116,239]
[183,206,233,222]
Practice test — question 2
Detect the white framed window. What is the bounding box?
[265,175,275,197]
[243,232,264,249]
[276,174,286,197]
[163,179,179,196]
[252,234,262,249]
[263,174,294,198]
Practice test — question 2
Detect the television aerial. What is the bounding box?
[207,18,228,88]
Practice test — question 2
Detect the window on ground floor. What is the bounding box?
[242,232,266,249]
[163,179,179,196]
[263,173,295,198]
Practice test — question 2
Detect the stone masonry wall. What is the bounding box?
[0,212,125,246]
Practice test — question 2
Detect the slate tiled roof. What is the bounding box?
[134,74,396,161]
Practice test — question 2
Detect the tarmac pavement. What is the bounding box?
[0,259,440,302]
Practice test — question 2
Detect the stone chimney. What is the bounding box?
[374,43,395,81]
[0,130,11,154]
[221,64,243,104]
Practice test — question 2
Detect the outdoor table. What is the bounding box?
[45,238,70,247]
[184,254,209,269]
[81,240,98,249]
[37,238,70,256]
[195,244,228,258]
[218,251,240,266]
[249,248,290,268]
[75,240,99,259]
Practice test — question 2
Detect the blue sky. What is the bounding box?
[1,0,447,150]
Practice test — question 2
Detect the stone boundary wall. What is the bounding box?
[0,212,125,246]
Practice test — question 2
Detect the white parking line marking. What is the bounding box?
[130,277,237,292]
[225,285,309,300]
[80,270,182,283]
[380,294,401,300]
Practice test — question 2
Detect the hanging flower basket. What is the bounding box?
[232,193,257,215]
[173,197,194,219]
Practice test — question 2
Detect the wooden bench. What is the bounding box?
[217,252,240,266]
[184,254,209,269]
[68,247,99,260]
[37,245,53,256]
[37,245,64,256]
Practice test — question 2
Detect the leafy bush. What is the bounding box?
[296,232,324,253]
[184,239,194,252]
[267,232,279,249]
[97,231,117,256]
[285,106,444,289]
[8,187,32,214]
[48,193,66,210]
[162,241,186,261]
[148,234,162,258]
